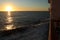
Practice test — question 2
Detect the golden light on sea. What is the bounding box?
[5,25,16,30]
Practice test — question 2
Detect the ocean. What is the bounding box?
[0,11,50,40]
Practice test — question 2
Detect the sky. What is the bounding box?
[0,0,49,11]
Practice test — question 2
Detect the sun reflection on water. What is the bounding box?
[5,24,16,30]
[8,11,11,16]
[6,11,13,23]
[7,17,13,23]
[5,11,16,30]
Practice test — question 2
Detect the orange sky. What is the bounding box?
[0,6,48,11]
[0,0,49,11]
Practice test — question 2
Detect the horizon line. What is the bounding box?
[0,10,48,12]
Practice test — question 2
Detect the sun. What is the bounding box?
[6,6,13,11]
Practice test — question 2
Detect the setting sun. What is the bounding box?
[6,6,13,11]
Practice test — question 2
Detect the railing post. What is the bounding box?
[48,0,60,40]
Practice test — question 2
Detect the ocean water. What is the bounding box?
[0,11,49,31]
[0,11,50,40]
